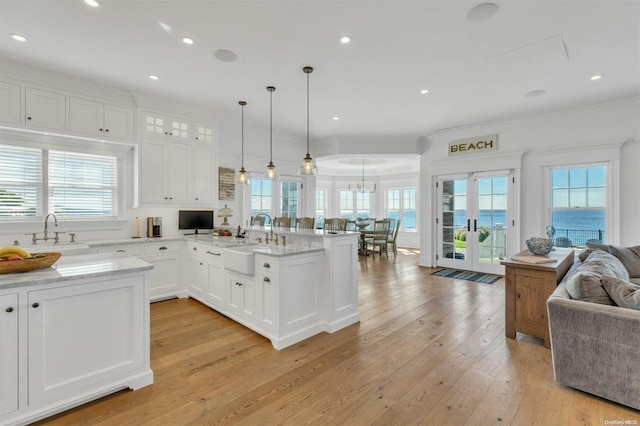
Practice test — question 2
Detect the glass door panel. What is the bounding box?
[437,172,512,275]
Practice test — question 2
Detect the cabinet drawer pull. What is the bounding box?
[5,307,14,313]
[263,277,271,283]
[32,302,40,308]
[263,263,271,269]
[159,246,168,251]
[116,249,126,253]
[206,251,221,256]
[236,282,243,286]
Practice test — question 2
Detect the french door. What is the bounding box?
[436,171,513,275]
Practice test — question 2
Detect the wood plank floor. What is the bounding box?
[39,248,639,425]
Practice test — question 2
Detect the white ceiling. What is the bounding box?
[1,0,639,172]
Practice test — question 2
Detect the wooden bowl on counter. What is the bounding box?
[0,252,62,274]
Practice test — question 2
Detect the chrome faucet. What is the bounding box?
[44,213,58,240]
[254,213,273,238]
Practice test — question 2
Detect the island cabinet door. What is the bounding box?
[27,276,145,407]
[0,293,19,417]
[227,273,254,322]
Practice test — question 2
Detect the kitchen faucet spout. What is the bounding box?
[44,213,58,239]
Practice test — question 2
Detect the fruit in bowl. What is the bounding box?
[0,246,31,261]
[526,237,553,256]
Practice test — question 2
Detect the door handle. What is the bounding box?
[474,219,477,232]
[467,219,471,232]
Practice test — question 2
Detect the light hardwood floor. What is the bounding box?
[39,248,639,425]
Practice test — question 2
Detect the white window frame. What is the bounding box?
[539,142,621,245]
[338,189,373,220]
[385,187,417,232]
[246,173,303,222]
[0,132,129,226]
[315,188,326,228]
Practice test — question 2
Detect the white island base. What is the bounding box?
[0,254,154,426]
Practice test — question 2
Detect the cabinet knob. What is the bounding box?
[263,263,271,268]
[27,116,32,120]
[5,307,14,313]
[236,282,243,286]
[105,129,109,132]
[200,262,203,266]
[99,128,103,132]
[263,277,271,283]
[192,246,198,251]
[32,302,40,308]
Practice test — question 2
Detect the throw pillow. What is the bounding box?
[567,271,615,305]
[586,241,610,252]
[608,245,640,278]
[579,249,630,281]
[601,275,640,310]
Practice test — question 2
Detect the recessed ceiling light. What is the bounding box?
[213,49,238,62]
[333,116,340,121]
[84,0,101,7]
[420,89,429,94]
[590,74,603,81]
[466,3,499,23]
[10,33,27,42]
[182,37,194,45]
[340,35,352,44]
[524,89,546,98]
[149,75,159,80]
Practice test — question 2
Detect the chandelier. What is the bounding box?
[349,158,376,193]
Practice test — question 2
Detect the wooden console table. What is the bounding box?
[501,248,574,348]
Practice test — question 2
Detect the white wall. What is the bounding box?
[418,97,640,267]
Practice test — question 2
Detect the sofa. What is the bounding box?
[547,243,640,410]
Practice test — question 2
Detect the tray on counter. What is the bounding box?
[0,252,62,274]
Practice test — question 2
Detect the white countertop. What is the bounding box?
[0,252,153,289]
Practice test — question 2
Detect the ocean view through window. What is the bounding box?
[549,164,606,246]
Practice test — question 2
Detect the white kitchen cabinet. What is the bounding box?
[227,272,255,323]
[69,97,135,141]
[0,82,21,125]
[139,139,192,205]
[194,121,215,143]
[27,276,146,407]
[186,242,226,309]
[141,110,191,141]
[0,268,152,426]
[25,87,66,131]
[0,293,18,417]
[141,241,183,300]
[192,146,216,205]
[96,241,183,301]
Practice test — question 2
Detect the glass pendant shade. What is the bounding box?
[298,154,318,175]
[264,86,280,181]
[298,66,318,176]
[236,101,250,185]
[236,166,250,185]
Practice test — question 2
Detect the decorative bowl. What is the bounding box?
[355,222,369,230]
[526,237,553,256]
[0,252,62,274]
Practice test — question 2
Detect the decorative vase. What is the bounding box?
[526,237,553,256]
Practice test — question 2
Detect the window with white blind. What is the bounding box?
[0,145,42,217]
[0,144,118,220]
[49,150,117,218]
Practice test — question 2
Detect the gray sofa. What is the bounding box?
[547,246,640,410]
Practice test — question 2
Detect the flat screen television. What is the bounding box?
[178,210,214,234]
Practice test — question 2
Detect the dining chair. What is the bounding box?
[387,219,401,257]
[364,219,391,257]
[295,217,315,230]
[273,217,291,228]
[323,218,347,232]
[345,220,357,231]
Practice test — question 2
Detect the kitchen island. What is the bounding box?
[183,227,360,349]
[0,253,153,426]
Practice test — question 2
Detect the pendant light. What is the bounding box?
[263,86,280,180]
[236,101,250,185]
[349,158,376,193]
[298,66,318,176]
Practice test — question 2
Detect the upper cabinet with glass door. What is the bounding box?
[141,110,192,142]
